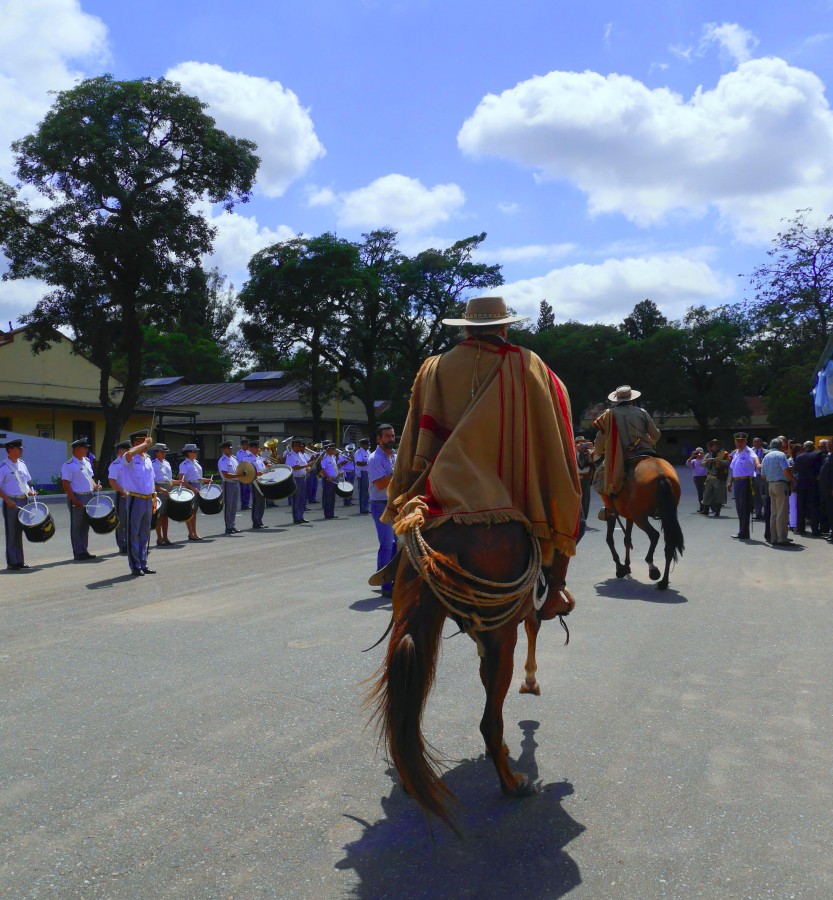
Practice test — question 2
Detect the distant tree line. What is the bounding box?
[1,76,831,475]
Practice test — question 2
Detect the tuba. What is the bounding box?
[263,438,283,465]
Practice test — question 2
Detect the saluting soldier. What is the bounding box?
[121,429,157,576]
[217,440,242,534]
[61,437,100,561]
[248,437,269,529]
[728,431,761,540]
[354,437,371,514]
[0,438,37,571]
[107,440,131,555]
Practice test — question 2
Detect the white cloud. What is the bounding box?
[166,62,325,198]
[195,201,296,279]
[497,201,520,215]
[315,174,466,233]
[476,242,576,264]
[700,22,759,65]
[458,56,833,242]
[0,0,109,178]
[307,186,337,207]
[499,253,735,324]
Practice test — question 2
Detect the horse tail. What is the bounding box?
[367,586,453,828]
[657,476,685,562]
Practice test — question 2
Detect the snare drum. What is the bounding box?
[255,465,296,501]
[334,479,355,500]
[85,494,119,534]
[166,485,196,522]
[197,483,224,515]
[17,501,56,543]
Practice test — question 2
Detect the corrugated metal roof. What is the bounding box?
[142,376,190,387]
[146,381,301,405]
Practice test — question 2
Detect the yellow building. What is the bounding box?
[0,325,148,451]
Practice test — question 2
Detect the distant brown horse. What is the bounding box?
[604,457,684,590]
[367,520,573,830]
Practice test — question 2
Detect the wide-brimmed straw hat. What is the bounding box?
[608,384,642,403]
[442,295,528,327]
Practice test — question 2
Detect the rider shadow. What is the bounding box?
[594,576,688,604]
[350,593,393,613]
[335,721,584,899]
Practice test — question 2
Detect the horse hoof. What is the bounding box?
[648,567,661,581]
[504,773,539,798]
[519,680,541,696]
[616,566,628,579]
[657,581,669,591]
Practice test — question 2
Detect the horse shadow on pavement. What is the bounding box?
[336,720,584,899]
[594,576,688,604]
[350,593,393,613]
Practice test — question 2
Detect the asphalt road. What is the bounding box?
[1,474,831,899]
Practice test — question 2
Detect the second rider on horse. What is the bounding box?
[592,384,661,520]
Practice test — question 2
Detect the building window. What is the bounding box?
[0,416,11,431]
[72,420,95,448]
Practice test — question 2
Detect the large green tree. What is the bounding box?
[0,75,258,477]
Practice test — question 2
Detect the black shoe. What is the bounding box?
[131,569,145,577]
[252,524,267,529]
[74,552,96,561]
[7,563,30,570]
[141,567,156,575]
[731,534,750,540]
[119,549,128,555]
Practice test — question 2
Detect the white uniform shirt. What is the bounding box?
[61,455,95,492]
[121,453,155,495]
[354,447,370,469]
[179,458,203,483]
[217,453,238,479]
[152,458,173,483]
[339,454,355,474]
[107,456,125,488]
[0,458,32,497]
[251,453,266,474]
[284,449,308,476]
[236,448,255,465]
[729,446,758,478]
[320,453,339,480]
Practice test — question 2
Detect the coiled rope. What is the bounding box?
[399,511,542,634]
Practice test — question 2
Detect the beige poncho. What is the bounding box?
[382,337,581,561]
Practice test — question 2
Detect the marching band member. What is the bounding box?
[306,441,319,505]
[354,437,370,514]
[218,440,242,534]
[122,430,157,576]
[319,443,341,520]
[236,438,255,510]
[107,440,131,555]
[368,424,397,597]
[152,443,174,546]
[284,437,311,525]
[1,438,37,570]
[339,444,356,506]
[178,444,210,541]
[248,437,269,529]
[61,437,100,561]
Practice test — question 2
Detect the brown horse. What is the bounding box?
[604,456,684,590]
[367,520,573,830]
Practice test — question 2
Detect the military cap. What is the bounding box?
[3,438,23,451]
[291,436,303,445]
[239,437,250,444]
[114,440,131,451]
[359,437,369,445]
[71,437,90,449]
[249,437,260,446]
[220,440,233,449]
[129,429,149,441]
[733,432,748,440]
[182,443,199,453]
[151,443,168,453]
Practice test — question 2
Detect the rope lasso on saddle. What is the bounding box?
[393,497,542,634]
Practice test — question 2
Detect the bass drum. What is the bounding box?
[18,501,56,543]
[334,480,355,500]
[85,494,118,535]
[197,483,223,515]
[166,485,196,522]
[255,465,296,501]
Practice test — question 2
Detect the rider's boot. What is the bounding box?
[597,494,616,521]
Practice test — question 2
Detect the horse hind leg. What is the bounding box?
[518,614,542,695]
[623,520,633,575]
[637,518,661,581]
[479,625,537,798]
[606,516,629,578]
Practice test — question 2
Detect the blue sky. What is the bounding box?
[2,0,833,330]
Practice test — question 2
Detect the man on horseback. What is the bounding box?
[369,295,582,825]
[592,385,661,520]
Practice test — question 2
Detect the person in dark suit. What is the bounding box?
[793,441,824,536]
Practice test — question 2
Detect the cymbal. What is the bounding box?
[236,461,257,484]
